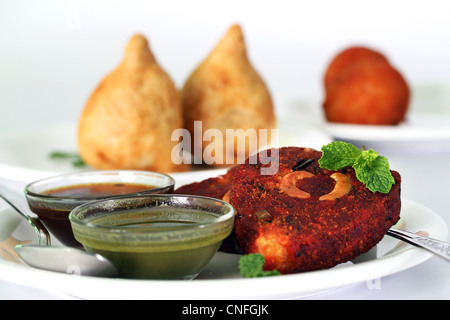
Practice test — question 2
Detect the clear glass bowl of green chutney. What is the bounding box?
[69,194,235,280]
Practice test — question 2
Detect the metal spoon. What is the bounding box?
[14,245,118,277]
[387,228,450,262]
[0,177,50,246]
[0,177,118,277]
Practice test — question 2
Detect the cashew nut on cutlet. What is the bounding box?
[280,171,352,200]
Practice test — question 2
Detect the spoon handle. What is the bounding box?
[387,228,450,262]
[0,178,51,246]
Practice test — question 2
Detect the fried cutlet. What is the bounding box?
[175,147,401,274]
[230,147,401,273]
[175,166,237,200]
[175,166,238,252]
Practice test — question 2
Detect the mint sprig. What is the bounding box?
[239,253,281,278]
[49,151,86,168]
[318,141,395,193]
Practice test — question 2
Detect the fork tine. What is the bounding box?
[0,247,21,263]
[0,235,31,263]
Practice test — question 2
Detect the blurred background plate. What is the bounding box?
[0,119,332,182]
[0,123,78,182]
[323,114,450,154]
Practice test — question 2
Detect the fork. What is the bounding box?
[0,235,30,263]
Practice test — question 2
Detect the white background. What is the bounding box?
[1,0,450,300]
[1,0,450,133]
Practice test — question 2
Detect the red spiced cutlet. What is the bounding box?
[230,147,401,274]
[175,166,237,201]
[175,166,239,252]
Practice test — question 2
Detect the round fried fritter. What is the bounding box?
[230,147,401,274]
[324,46,389,89]
[323,61,410,125]
[323,46,410,125]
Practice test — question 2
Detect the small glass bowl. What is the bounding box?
[25,170,175,247]
[69,194,236,280]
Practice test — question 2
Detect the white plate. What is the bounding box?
[323,115,450,153]
[0,123,79,182]
[0,171,447,300]
[0,120,331,181]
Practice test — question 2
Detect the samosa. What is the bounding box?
[181,24,276,166]
[78,34,187,172]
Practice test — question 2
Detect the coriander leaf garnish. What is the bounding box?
[49,151,86,168]
[319,141,395,193]
[239,253,281,278]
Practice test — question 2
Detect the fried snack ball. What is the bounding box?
[181,24,276,166]
[324,46,388,89]
[323,46,410,125]
[78,34,188,172]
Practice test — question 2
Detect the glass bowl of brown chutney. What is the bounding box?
[25,170,175,247]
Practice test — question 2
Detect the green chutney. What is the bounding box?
[72,208,233,279]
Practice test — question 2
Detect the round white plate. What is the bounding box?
[0,120,331,182]
[0,123,79,182]
[0,186,447,299]
[323,115,450,153]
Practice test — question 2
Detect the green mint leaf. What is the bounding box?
[355,148,379,165]
[318,141,395,193]
[239,253,281,278]
[49,151,73,159]
[318,141,361,170]
[49,151,86,168]
[72,159,87,167]
[354,154,395,193]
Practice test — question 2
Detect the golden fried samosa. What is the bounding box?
[181,24,276,166]
[78,34,188,172]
